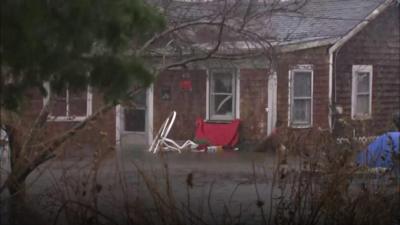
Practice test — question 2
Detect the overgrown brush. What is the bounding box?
[2,129,399,225]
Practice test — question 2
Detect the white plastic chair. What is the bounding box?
[148,111,198,154]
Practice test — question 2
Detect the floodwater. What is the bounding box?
[16,148,287,224]
[1,146,398,225]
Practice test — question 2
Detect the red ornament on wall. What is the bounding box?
[179,79,192,91]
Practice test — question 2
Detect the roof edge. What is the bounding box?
[329,0,394,54]
[276,38,339,53]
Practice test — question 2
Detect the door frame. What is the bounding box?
[115,86,154,149]
[267,72,277,135]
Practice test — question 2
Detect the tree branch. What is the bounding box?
[137,21,225,56]
[20,95,51,158]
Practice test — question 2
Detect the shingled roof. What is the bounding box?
[265,0,386,42]
[159,0,388,46]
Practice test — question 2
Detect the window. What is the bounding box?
[208,69,237,121]
[43,83,93,122]
[352,65,373,119]
[289,67,313,127]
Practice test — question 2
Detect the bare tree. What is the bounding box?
[0,0,307,197]
[141,0,308,69]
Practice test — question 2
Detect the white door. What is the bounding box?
[119,88,153,148]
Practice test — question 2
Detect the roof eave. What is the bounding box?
[276,37,339,53]
[329,0,394,54]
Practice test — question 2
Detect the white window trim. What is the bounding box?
[206,68,239,121]
[43,82,93,122]
[351,65,373,120]
[236,71,240,119]
[288,66,314,128]
[267,71,277,135]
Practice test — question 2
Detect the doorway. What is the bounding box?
[117,88,153,148]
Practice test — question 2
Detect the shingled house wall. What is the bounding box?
[24,89,116,156]
[333,5,400,137]
[17,4,399,150]
[239,69,269,143]
[153,70,207,141]
[275,46,331,132]
[153,68,269,145]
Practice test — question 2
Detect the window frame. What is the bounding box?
[288,66,314,128]
[351,65,373,120]
[206,68,238,121]
[43,82,93,122]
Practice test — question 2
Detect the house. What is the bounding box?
[26,0,400,150]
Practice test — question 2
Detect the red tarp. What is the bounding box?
[195,118,240,147]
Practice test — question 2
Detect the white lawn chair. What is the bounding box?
[148,111,198,154]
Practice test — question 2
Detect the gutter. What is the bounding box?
[327,0,394,131]
[277,37,338,53]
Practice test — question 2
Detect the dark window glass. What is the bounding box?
[124,108,146,132]
[69,90,87,116]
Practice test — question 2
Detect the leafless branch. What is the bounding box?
[160,9,227,70]
[139,0,305,64]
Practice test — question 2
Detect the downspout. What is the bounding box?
[328,52,334,132]
[328,48,341,132]
[328,47,341,132]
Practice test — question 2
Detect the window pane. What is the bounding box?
[124,108,146,132]
[133,89,146,108]
[211,94,233,117]
[356,95,370,115]
[292,99,311,124]
[357,72,370,93]
[209,70,236,120]
[69,90,87,116]
[212,72,232,93]
[293,72,311,97]
[51,90,67,117]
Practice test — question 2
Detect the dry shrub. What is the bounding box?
[268,128,399,225]
[10,124,399,225]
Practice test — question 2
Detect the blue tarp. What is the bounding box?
[356,132,400,168]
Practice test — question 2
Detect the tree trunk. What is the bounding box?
[7,179,26,225]
[6,135,29,225]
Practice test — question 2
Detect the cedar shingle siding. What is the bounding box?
[276,46,331,131]
[154,70,207,140]
[19,1,399,148]
[334,5,400,136]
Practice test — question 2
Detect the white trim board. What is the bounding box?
[115,105,122,151]
[235,70,241,119]
[206,70,210,120]
[147,85,154,145]
[267,71,277,135]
